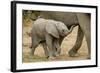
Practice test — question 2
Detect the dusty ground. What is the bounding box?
[22,21,88,63]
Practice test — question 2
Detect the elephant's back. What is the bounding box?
[32,18,46,39]
[34,18,45,24]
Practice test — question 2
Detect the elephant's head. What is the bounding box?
[46,20,74,38]
[55,21,75,37]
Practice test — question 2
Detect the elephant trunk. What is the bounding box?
[67,25,75,34]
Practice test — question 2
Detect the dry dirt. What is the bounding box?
[22,21,88,63]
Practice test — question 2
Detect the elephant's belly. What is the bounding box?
[36,30,46,40]
[54,16,78,26]
[40,11,79,26]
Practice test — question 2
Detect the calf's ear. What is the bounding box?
[46,23,59,39]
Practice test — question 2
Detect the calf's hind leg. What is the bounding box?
[30,38,39,56]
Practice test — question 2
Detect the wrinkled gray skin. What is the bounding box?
[31,18,73,59]
[39,11,91,59]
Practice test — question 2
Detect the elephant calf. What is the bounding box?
[30,18,74,59]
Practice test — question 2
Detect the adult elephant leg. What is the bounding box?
[76,13,91,59]
[84,31,91,59]
[41,42,49,58]
[68,26,84,57]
